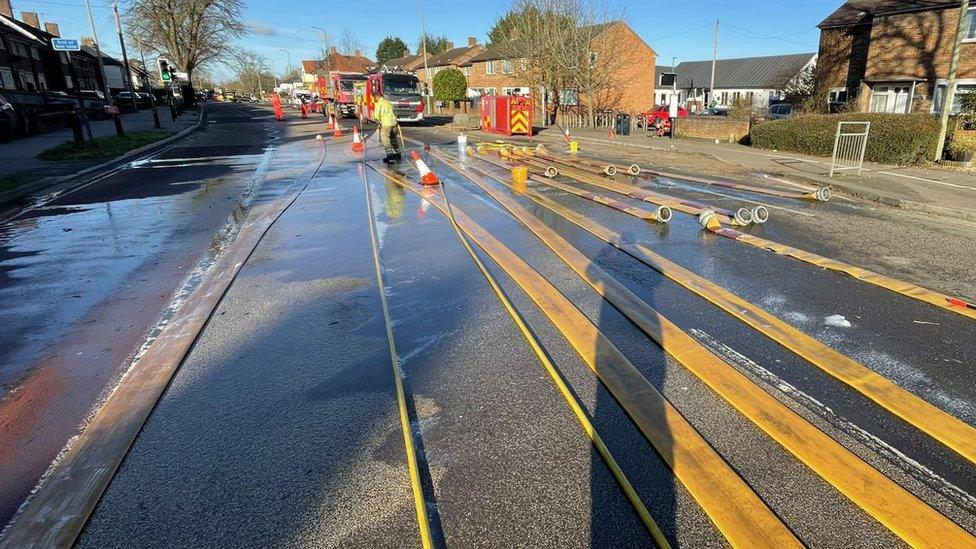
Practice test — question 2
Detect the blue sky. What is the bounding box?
[11,0,841,82]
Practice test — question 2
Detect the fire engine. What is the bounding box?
[363,69,424,123]
[325,72,367,118]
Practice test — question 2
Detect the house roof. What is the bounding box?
[382,52,424,69]
[425,45,482,68]
[668,52,816,90]
[81,45,124,66]
[818,1,958,28]
[0,13,49,43]
[301,51,375,74]
[465,43,516,64]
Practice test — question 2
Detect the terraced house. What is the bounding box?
[415,38,484,95]
[818,0,976,114]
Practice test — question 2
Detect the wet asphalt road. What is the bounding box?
[7,115,976,546]
[0,103,280,526]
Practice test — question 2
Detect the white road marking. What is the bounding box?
[690,328,976,514]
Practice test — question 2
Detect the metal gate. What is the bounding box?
[829,121,870,177]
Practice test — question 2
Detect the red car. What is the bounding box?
[641,104,689,124]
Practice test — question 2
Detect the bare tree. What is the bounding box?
[229,49,273,94]
[338,28,364,55]
[124,0,246,85]
[506,0,627,126]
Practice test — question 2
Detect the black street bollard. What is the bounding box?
[113,113,124,137]
[70,111,84,147]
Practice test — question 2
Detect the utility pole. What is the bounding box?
[936,0,971,162]
[709,19,719,107]
[419,0,431,113]
[112,4,138,112]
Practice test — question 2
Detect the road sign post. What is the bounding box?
[52,39,94,146]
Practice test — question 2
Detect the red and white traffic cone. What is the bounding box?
[411,151,440,186]
[351,126,364,153]
[332,116,344,137]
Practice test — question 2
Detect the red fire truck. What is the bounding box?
[363,69,424,123]
[325,71,367,118]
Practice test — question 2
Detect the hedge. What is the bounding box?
[750,113,940,166]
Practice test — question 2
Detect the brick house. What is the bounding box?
[459,21,656,114]
[301,47,375,91]
[415,38,483,95]
[817,0,976,114]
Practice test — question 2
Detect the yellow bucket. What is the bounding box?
[511,166,528,186]
[569,141,579,154]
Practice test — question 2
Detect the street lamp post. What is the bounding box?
[936,0,972,162]
[112,4,138,113]
[312,26,331,98]
[279,48,292,81]
[419,0,431,113]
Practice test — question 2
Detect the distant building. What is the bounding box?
[655,53,817,112]
[817,0,976,114]
[461,21,657,114]
[301,47,375,90]
[415,37,484,93]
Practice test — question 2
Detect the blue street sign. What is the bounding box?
[52,38,81,51]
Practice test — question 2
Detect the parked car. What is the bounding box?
[80,90,105,101]
[115,91,154,108]
[0,95,16,140]
[699,107,729,116]
[641,104,689,125]
[767,103,795,120]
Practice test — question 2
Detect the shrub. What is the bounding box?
[432,68,467,102]
[750,113,941,166]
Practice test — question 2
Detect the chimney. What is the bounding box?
[0,0,12,18]
[445,41,454,50]
[329,45,337,55]
[354,48,362,57]
[20,10,38,28]
[44,21,59,37]
[82,36,96,48]
[467,36,477,47]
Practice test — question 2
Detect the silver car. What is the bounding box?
[767,104,795,120]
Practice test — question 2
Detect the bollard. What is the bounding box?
[457,132,468,149]
[113,113,124,137]
[569,141,579,154]
[70,112,84,147]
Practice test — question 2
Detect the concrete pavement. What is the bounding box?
[520,126,976,222]
[0,105,198,185]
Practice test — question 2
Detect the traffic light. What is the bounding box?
[158,58,171,82]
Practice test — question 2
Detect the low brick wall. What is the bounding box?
[675,117,750,143]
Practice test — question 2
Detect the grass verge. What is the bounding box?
[38,131,174,161]
[0,171,42,194]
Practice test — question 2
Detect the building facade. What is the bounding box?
[817,0,976,114]
[301,48,375,91]
[654,53,817,112]
[461,21,656,114]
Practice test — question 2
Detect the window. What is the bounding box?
[65,74,73,88]
[31,46,41,60]
[0,67,13,89]
[659,93,667,104]
[36,72,47,90]
[732,91,741,103]
[746,91,755,101]
[870,84,912,113]
[720,91,728,104]
[463,66,470,77]
[501,59,513,75]
[486,60,495,75]
[10,41,28,57]
[933,81,976,114]
[828,87,848,103]
[559,88,579,106]
[965,7,976,41]
[0,38,6,51]
[502,87,529,96]
[588,52,598,69]
[20,69,36,91]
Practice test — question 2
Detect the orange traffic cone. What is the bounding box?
[332,116,344,137]
[351,126,364,153]
[411,151,440,186]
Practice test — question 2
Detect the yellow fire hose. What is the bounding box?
[368,163,799,548]
[428,149,976,548]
